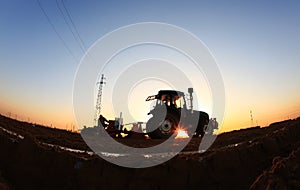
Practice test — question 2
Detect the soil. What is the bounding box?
[0,114,299,190]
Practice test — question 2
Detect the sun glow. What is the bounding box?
[175,128,189,139]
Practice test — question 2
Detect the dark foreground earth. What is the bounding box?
[0,115,300,190]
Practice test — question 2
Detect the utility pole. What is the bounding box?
[250,110,254,127]
[94,74,106,126]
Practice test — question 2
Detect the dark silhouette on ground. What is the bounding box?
[0,114,299,189]
[145,89,211,139]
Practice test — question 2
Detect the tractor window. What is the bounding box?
[161,95,171,106]
[175,96,185,108]
[156,99,162,105]
[160,94,185,108]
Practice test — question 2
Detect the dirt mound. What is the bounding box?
[0,115,88,151]
[250,146,300,190]
[0,114,300,189]
[0,171,10,190]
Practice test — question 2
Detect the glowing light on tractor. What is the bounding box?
[175,127,189,139]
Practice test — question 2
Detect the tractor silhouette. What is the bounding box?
[145,88,214,139]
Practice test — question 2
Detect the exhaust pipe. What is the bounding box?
[188,88,193,113]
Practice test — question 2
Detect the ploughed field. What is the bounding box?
[0,114,300,190]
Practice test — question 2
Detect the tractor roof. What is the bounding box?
[146,90,185,101]
[157,90,184,97]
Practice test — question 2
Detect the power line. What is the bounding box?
[60,0,98,65]
[56,1,105,128]
[56,0,86,54]
[36,0,78,62]
[61,0,87,50]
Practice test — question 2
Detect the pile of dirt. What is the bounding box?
[250,146,300,189]
[0,114,300,189]
[174,117,300,189]
[0,115,87,151]
[0,171,10,190]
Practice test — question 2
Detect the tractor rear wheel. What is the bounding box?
[147,113,179,139]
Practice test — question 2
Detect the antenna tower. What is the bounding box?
[94,74,106,125]
[250,110,254,127]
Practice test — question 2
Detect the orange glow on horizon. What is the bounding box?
[1,92,299,134]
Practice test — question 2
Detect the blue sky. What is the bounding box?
[1,0,299,131]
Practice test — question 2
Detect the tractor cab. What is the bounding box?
[146,90,187,110]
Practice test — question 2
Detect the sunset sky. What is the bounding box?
[1,0,300,133]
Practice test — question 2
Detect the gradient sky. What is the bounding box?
[1,0,300,133]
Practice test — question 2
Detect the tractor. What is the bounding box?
[145,88,212,139]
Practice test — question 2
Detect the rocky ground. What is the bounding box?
[0,115,299,190]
